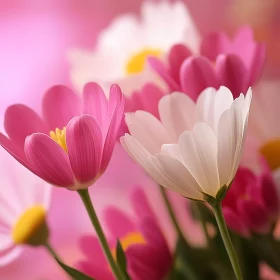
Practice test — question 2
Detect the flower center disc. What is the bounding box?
[126,48,162,75]
[260,138,280,170]
[50,127,68,152]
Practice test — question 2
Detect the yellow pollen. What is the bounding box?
[126,48,162,75]
[112,232,146,259]
[260,139,280,170]
[12,205,48,246]
[50,127,68,153]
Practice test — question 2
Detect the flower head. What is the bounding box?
[0,83,124,190]
[77,187,172,280]
[121,86,252,201]
[0,148,51,266]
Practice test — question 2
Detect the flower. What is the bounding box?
[68,1,200,94]
[149,26,265,100]
[77,187,172,280]
[223,163,280,236]
[0,82,124,190]
[0,148,51,266]
[121,86,252,201]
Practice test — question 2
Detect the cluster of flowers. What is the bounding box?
[1,2,280,280]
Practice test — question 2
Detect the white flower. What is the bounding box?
[68,1,200,94]
[121,86,252,201]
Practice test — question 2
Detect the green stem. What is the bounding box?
[78,189,125,280]
[211,203,243,280]
[159,186,185,239]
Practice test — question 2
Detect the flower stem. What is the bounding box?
[211,202,243,280]
[159,186,185,239]
[78,189,125,280]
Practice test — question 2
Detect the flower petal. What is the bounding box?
[66,115,103,186]
[42,85,81,130]
[178,123,219,196]
[24,133,75,187]
[4,104,48,148]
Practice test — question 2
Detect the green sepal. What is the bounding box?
[116,240,131,280]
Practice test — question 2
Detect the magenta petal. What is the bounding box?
[223,207,250,236]
[200,32,231,60]
[238,200,270,234]
[76,261,113,280]
[24,133,75,187]
[66,115,103,185]
[180,56,219,100]
[4,104,48,148]
[104,207,136,239]
[148,56,180,91]
[168,44,192,84]
[42,85,81,130]
[83,82,108,127]
[216,54,248,98]
[233,26,254,45]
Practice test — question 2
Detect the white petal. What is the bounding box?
[156,154,204,200]
[0,246,22,267]
[179,123,220,196]
[159,92,196,139]
[161,144,181,161]
[125,111,171,154]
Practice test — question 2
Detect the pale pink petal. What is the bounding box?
[125,111,171,154]
[180,56,219,100]
[148,56,179,91]
[159,92,196,139]
[42,85,81,130]
[4,104,48,148]
[104,207,136,239]
[178,123,219,196]
[0,246,22,267]
[82,82,108,127]
[24,133,75,187]
[216,54,248,98]
[66,115,103,185]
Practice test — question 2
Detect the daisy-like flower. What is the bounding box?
[0,82,124,190]
[121,86,252,201]
[77,187,172,280]
[0,148,51,266]
[68,1,200,94]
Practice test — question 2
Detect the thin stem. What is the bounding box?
[211,202,243,280]
[159,186,184,239]
[78,189,125,280]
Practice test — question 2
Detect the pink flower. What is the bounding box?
[77,187,172,280]
[222,163,280,236]
[0,82,124,190]
[149,26,265,100]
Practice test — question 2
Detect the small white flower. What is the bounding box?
[68,1,200,94]
[121,86,252,201]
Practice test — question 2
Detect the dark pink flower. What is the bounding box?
[222,164,279,236]
[149,26,266,100]
[0,82,124,190]
[77,187,172,280]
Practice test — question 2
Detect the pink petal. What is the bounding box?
[148,56,179,91]
[180,56,219,100]
[66,115,103,185]
[42,85,81,130]
[168,44,192,84]
[233,26,254,46]
[104,207,136,239]
[82,82,108,127]
[216,54,248,98]
[76,261,113,280]
[200,32,231,61]
[24,133,75,187]
[4,104,48,148]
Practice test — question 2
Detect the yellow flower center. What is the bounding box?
[260,138,280,170]
[126,48,162,75]
[12,205,49,246]
[112,232,146,258]
[50,127,68,153]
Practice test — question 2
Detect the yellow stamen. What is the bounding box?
[112,232,146,258]
[50,127,68,153]
[12,205,49,246]
[260,139,280,170]
[126,48,162,75]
